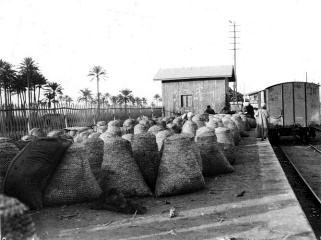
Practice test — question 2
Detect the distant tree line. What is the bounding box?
[0,58,162,110]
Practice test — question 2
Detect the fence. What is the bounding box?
[0,103,163,139]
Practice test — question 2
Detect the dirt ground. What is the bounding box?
[29,130,316,240]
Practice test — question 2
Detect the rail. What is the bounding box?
[309,144,321,154]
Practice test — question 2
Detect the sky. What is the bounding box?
[1,0,321,103]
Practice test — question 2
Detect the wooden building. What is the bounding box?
[153,65,236,115]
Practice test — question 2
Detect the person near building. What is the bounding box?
[255,104,269,140]
[204,105,215,115]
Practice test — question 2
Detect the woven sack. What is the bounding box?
[231,115,245,132]
[172,117,183,127]
[187,112,194,119]
[99,131,117,143]
[68,130,77,137]
[167,123,181,134]
[195,126,216,142]
[247,117,257,128]
[4,138,71,210]
[29,128,46,137]
[1,194,37,240]
[21,135,36,142]
[88,132,101,139]
[195,133,234,177]
[225,122,241,146]
[131,133,160,191]
[73,131,90,143]
[134,124,147,134]
[97,125,108,133]
[47,129,65,137]
[181,120,197,136]
[108,120,122,128]
[97,121,107,126]
[139,119,150,128]
[44,143,102,206]
[240,115,251,131]
[107,125,122,137]
[123,118,136,127]
[0,142,19,193]
[148,125,164,135]
[215,127,236,165]
[155,134,205,197]
[155,130,173,151]
[101,137,152,197]
[83,138,104,181]
[122,133,134,143]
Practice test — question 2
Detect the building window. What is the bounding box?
[181,95,193,107]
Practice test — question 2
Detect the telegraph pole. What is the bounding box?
[229,21,240,106]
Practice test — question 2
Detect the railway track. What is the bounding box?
[278,145,321,205]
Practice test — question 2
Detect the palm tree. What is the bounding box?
[110,95,118,107]
[44,82,63,109]
[101,92,110,106]
[0,60,16,107]
[153,94,161,106]
[141,97,148,106]
[88,66,107,117]
[78,88,93,106]
[59,95,73,105]
[19,57,39,107]
[134,97,142,107]
[117,89,135,113]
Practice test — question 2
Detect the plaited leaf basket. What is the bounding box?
[155,130,173,151]
[195,133,234,177]
[131,133,160,191]
[0,142,19,193]
[181,120,198,136]
[134,124,148,134]
[155,134,205,197]
[83,138,104,182]
[44,143,102,206]
[101,137,152,197]
[215,127,236,165]
[1,194,37,240]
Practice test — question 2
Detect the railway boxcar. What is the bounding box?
[249,82,320,141]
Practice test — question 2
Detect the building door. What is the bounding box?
[181,94,193,113]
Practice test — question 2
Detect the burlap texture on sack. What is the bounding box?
[1,194,37,240]
[195,126,216,142]
[155,130,173,151]
[131,133,160,191]
[106,125,122,137]
[148,125,164,135]
[222,118,241,146]
[195,133,234,177]
[155,134,205,197]
[191,114,206,128]
[181,120,197,136]
[247,118,257,128]
[123,118,136,127]
[47,130,65,137]
[215,127,236,164]
[122,133,134,143]
[240,115,251,131]
[101,137,152,197]
[83,138,104,181]
[97,121,107,126]
[44,143,102,206]
[134,124,148,134]
[121,126,134,135]
[97,125,108,133]
[29,128,46,137]
[166,123,181,133]
[139,119,150,129]
[0,142,19,193]
[108,120,122,128]
[172,117,183,127]
[100,131,118,143]
[4,138,71,210]
[88,132,101,139]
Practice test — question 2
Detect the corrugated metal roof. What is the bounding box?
[153,65,235,82]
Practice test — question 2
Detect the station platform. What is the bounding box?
[31,129,317,240]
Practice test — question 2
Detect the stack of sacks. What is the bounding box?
[0,140,19,193]
[100,137,152,197]
[4,138,71,209]
[122,133,134,143]
[240,114,251,131]
[148,125,164,135]
[191,114,206,128]
[181,120,198,136]
[155,134,205,197]
[97,121,108,133]
[1,194,38,240]
[134,124,148,134]
[215,127,236,165]
[131,133,160,191]
[44,142,102,206]
[155,130,173,151]
[106,120,122,137]
[83,137,104,182]
[166,123,181,133]
[231,115,249,137]
[123,118,136,134]
[222,117,241,146]
[29,128,46,137]
[195,130,234,177]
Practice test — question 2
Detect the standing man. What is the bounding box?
[255,104,269,140]
[204,105,215,114]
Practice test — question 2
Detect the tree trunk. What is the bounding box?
[97,76,100,119]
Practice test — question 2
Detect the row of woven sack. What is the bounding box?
[0,112,255,210]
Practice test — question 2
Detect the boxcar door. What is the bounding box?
[266,84,283,127]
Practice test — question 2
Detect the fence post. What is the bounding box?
[162,107,165,117]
